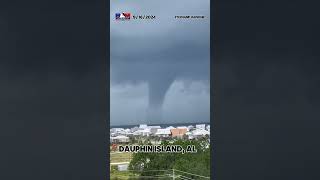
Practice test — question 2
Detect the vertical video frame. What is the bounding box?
[110,0,210,179]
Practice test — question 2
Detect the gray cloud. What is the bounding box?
[110,0,210,125]
[111,81,210,126]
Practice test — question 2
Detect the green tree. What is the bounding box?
[129,139,210,178]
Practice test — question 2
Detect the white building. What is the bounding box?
[130,126,140,133]
[196,124,206,130]
[191,129,210,138]
[140,129,152,136]
[155,128,171,137]
[133,129,152,136]
[149,126,161,135]
[133,130,141,136]
[139,124,148,129]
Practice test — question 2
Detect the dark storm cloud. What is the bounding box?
[111,36,210,82]
[110,0,210,83]
[110,0,210,125]
[110,21,210,83]
[111,80,210,126]
[0,1,105,179]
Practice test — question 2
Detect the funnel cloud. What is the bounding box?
[147,74,175,123]
[110,0,210,126]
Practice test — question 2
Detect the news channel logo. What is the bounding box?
[115,12,131,20]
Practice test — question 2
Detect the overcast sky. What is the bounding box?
[110,0,210,126]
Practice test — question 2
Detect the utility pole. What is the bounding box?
[173,169,175,180]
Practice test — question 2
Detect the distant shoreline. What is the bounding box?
[110,122,210,129]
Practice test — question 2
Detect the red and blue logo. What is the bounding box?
[115,12,131,20]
